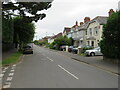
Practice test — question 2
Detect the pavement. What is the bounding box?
[56,50,119,75]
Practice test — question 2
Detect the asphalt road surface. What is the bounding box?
[9,45,118,88]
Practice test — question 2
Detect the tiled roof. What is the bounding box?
[92,16,108,25]
[78,16,108,30]
[78,21,89,30]
[51,33,62,39]
[63,27,71,33]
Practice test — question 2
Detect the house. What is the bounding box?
[70,17,90,47]
[62,27,71,37]
[85,9,114,47]
[85,16,108,47]
[48,33,62,44]
[67,21,79,46]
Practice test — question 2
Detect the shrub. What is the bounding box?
[100,11,120,59]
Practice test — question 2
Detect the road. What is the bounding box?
[4,45,118,88]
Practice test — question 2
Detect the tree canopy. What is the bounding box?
[2,1,52,51]
[2,2,52,22]
[13,16,35,50]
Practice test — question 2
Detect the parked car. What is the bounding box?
[82,45,93,48]
[60,45,66,51]
[85,47,103,56]
[72,46,78,54]
[23,44,33,54]
[68,46,73,52]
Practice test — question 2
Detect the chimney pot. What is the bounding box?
[109,9,115,16]
[80,22,84,25]
[84,17,90,23]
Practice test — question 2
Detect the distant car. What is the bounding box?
[85,47,103,56]
[68,46,73,52]
[23,45,33,54]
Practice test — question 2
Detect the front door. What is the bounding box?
[91,41,94,47]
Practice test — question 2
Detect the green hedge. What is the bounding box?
[100,11,120,59]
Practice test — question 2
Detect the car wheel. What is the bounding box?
[31,51,33,54]
[90,52,95,56]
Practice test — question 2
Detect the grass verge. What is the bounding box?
[2,52,22,66]
[79,53,85,56]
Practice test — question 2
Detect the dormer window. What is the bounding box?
[86,30,87,35]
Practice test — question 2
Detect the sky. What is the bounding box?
[34,0,119,40]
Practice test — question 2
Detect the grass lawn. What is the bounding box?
[2,52,22,66]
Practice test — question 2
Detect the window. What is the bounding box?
[97,40,99,46]
[88,41,90,46]
[89,28,92,35]
[94,27,98,35]
[86,30,87,35]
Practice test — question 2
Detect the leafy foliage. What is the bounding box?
[2,18,14,43]
[2,1,52,51]
[50,36,73,50]
[100,11,120,59]
[13,17,35,51]
[2,2,52,22]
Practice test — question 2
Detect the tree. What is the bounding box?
[13,17,35,51]
[51,36,73,50]
[100,11,120,59]
[2,1,52,51]
[2,2,52,22]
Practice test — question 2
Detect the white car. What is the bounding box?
[85,47,103,56]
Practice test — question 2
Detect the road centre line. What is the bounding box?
[46,57,54,62]
[0,73,4,78]
[58,65,79,80]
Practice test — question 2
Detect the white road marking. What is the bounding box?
[58,65,79,80]
[3,84,11,88]
[10,70,15,72]
[5,82,11,85]
[4,67,8,70]
[8,73,14,76]
[0,74,4,78]
[6,77,13,81]
[2,71,6,73]
[13,64,16,67]
[46,57,53,62]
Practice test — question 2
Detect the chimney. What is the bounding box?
[84,17,90,23]
[75,21,78,26]
[80,22,84,25]
[108,9,115,16]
